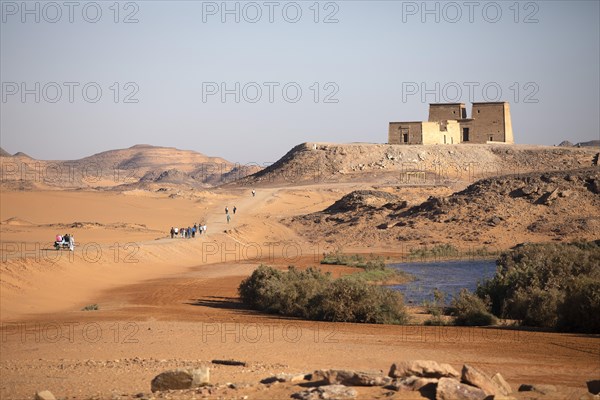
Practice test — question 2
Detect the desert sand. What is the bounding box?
[1,144,599,399]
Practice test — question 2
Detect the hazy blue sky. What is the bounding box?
[1,1,599,164]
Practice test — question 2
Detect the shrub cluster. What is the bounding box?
[476,240,600,332]
[408,244,459,261]
[238,265,408,324]
[320,252,386,270]
[450,289,497,326]
[423,288,449,326]
[422,288,496,326]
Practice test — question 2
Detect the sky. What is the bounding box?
[1,0,599,165]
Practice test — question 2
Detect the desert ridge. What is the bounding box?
[0,144,261,190]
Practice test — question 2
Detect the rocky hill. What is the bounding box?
[287,167,600,250]
[0,145,260,190]
[559,140,600,147]
[236,142,599,187]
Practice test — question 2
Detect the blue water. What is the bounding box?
[388,260,497,305]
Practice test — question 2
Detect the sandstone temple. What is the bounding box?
[389,102,514,145]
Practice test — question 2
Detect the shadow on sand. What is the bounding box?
[185,296,253,311]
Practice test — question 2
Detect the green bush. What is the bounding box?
[423,289,449,326]
[238,264,284,312]
[476,240,600,332]
[507,287,561,328]
[238,265,330,317]
[557,277,600,333]
[310,278,407,324]
[238,264,408,324]
[451,289,496,326]
[408,244,459,261]
[320,252,386,270]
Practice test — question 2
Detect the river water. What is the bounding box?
[388,259,497,305]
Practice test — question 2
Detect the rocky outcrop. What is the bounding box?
[150,367,209,392]
[436,377,487,400]
[34,391,56,400]
[461,364,509,396]
[292,384,357,400]
[323,191,401,213]
[388,360,459,379]
[314,369,391,386]
[491,372,513,395]
[261,373,310,384]
[288,167,600,247]
[518,383,557,394]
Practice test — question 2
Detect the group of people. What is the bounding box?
[169,190,255,235]
[225,205,237,224]
[55,233,75,251]
[170,223,207,239]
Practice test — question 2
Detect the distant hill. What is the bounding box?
[235,142,600,187]
[558,141,573,147]
[0,147,11,157]
[559,140,600,147]
[576,140,600,147]
[0,144,261,190]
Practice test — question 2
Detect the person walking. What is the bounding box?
[226,214,231,224]
[233,206,237,215]
[170,227,175,239]
[225,206,229,214]
[252,189,256,197]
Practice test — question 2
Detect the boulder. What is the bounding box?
[34,391,56,400]
[291,384,357,400]
[492,372,512,396]
[588,380,600,395]
[488,216,502,226]
[261,373,309,384]
[537,188,559,205]
[518,383,557,394]
[520,185,539,196]
[491,372,512,395]
[436,377,487,400]
[151,367,209,392]
[314,369,391,386]
[386,376,438,392]
[589,179,600,194]
[461,364,505,396]
[388,360,459,379]
[559,189,573,198]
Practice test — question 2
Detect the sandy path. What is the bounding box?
[0,186,315,321]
